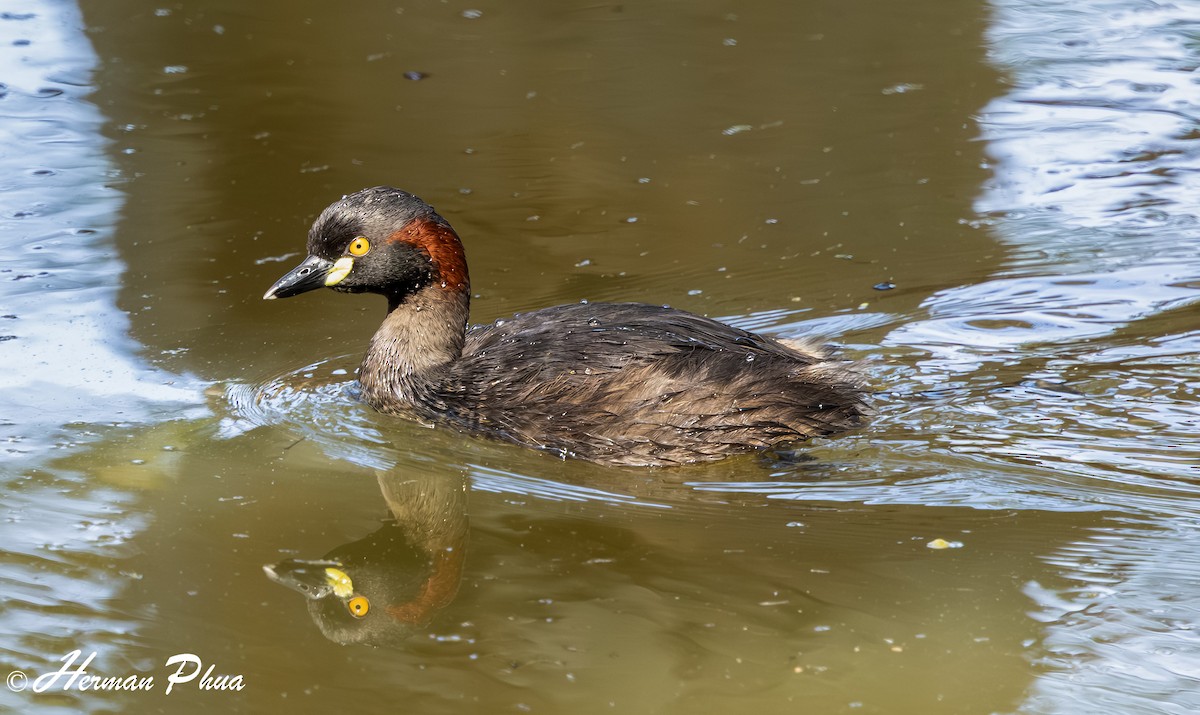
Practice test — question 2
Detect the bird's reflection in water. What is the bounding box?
[264,469,468,646]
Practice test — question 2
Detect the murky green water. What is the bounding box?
[2,0,1199,712]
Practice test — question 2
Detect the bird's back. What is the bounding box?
[408,302,867,466]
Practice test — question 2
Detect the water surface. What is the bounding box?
[2,0,1199,713]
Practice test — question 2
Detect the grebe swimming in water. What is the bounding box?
[264,187,868,467]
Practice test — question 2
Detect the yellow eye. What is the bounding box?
[348,237,370,257]
[347,596,370,618]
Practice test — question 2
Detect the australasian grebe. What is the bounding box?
[264,187,868,467]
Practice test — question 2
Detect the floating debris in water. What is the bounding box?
[927,538,963,550]
[403,71,429,81]
[255,253,299,265]
[882,83,924,95]
[873,281,896,291]
[723,124,753,136]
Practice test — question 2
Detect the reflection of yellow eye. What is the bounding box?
[348,237,370,256]
[347,596,370,618]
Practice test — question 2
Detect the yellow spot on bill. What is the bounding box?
[324,567,354,597]
[325,256,354,286]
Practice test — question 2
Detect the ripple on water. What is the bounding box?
[220,357,405,471]
[923,0,1200,711]
[0,3,205,712]
[1021,517,1200,714]
[979,0,1200,229]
